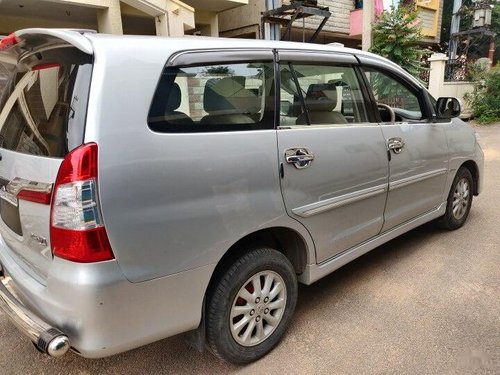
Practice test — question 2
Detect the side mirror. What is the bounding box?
[436,97,462,119]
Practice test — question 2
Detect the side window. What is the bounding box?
[363,68,424,122]
[148,61,275,133]
[279,63,369,126]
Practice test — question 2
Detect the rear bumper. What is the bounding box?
[0,266,70,357]
[0,236,215,358]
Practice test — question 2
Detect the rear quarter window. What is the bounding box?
[147,61,275,133]
[0,48,92,157]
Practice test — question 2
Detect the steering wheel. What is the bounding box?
[377,103,396,123]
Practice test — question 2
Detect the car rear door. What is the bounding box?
[0,31,93,283]
[277,50,389,264]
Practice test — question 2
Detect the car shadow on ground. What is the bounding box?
[296,222,444,311]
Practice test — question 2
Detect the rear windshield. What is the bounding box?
[0,48,92,157]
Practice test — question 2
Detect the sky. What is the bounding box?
[383,0,399,9]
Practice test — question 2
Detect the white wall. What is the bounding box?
[428,53,474,116]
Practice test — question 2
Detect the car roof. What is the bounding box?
[9,28,398,70]
[88,32,359,54]
[85,32,380,61]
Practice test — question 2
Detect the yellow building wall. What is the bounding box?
[416,0,441,38]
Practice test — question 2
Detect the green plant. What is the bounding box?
[370,4,431,77]
[467,58,491,81]
[202,66,234,76]
[465,67,500,124]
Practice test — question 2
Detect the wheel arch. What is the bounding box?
[460,160,480,195]
[204,226,310,307]
[211,227,310,280]
[183,226,310,350]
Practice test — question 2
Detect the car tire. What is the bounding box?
[438,167,474,230]
[206,247,298,365]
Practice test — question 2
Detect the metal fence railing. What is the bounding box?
[445,59,470,81]
[418,67,430,86]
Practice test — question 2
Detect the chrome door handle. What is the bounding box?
[388,137,405,154]
[286,154,314,163]
[285,148,314,169]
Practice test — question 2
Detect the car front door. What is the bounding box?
[360,62,449,231]
[277,51,389,263]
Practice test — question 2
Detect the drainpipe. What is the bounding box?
[265,0,281,40]
[488,39,495,66]
[449,0,462,61]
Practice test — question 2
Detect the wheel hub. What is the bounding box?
[230,270,287,347]
[452,177,470,220]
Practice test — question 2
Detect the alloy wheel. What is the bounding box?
[452,177,470,220]
[230,271,287,347]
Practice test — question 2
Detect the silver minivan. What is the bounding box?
[0,29,484,364]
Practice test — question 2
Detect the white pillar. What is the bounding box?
[155,13,170,36]
[166,14,185,36]
[195,10,219,37]
[154,0,195,37]
[96,0,123,34]
[362,0,374,51]
[208,13,219,37]
[155,12,187,37]
[428,53,448,98]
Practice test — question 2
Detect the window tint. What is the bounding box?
[363,68,423,121]
[0,49,92,157]
[279,63,368,126]
[148,62,275,133]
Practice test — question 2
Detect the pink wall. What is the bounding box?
[349,9,363,36]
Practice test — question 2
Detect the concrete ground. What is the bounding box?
[1,124,499,375]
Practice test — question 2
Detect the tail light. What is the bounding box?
[50,143,114,263]
[0,33,18,51]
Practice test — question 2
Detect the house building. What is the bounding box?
[219,0,361,47]
[0,0,248,37]
[0,0,443,50]
[218,0,444,49]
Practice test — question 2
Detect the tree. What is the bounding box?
[202,66,234,76]
[370,4,430,77]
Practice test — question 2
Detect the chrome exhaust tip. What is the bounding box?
[37,328,70,357]
[47,335,70,357]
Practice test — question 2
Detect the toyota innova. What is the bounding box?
[0,29,483,364]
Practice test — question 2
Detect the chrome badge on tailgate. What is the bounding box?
[0,177,52,236]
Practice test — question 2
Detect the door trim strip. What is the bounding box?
[292,184,387,218]
[389,168,447,191]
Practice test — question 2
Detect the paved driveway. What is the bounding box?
[1,124,499,375]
